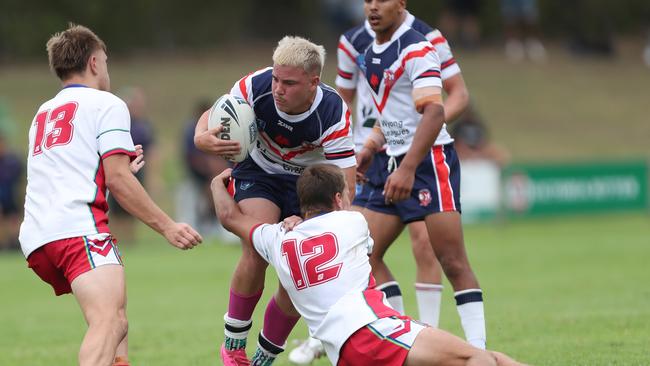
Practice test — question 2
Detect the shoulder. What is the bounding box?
[249,67,273,93]
[410,17,435,36]
[317,84,345,123]
[336,210,368,228]
[94,90,128,110]
[398,27,430,47]
[341,24,373,53]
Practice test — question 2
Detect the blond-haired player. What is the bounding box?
[19,24,202,366]
[194,36,356,365]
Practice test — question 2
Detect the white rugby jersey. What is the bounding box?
[230,68,356,175]
[19,85,136,258]
[252,211,396,364]
[337,12,460,152]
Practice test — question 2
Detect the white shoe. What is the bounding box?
[288,337,324,365]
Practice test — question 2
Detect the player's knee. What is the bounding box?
[368,255,385,269]
[438,255,469,281]
[115,312,129,339]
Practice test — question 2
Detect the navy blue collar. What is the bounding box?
[63,83,89,89]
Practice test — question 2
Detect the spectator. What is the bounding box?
[449,104,510,167]
[501,0,547,63]
[0,133,22,250]
[108,86,159,244]
[176,100,232,241]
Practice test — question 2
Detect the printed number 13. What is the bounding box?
[33,102,78,156]
[281,233,343,290]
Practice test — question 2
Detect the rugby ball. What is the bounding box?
[208,94,257,163]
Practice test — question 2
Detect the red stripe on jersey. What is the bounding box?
[338,42,356,62]
[89,160,110,234]
[431,145,455,211]
[322,109,351,143]
[101,148,137,161]
[362,289,401,319]
[372,46,436,114]
[441,58,456,70]
[248,223,264,245]
[227,177,236,197]
[417,70,441,78]
[430,36,446,45]
[239,72,254,102]
[325,150,354,159]
[338,69,354,80]
[259,132,315,161]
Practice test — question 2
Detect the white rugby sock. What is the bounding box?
[415,282,443,327]
[454,289,486,349]
[376,281,405,314]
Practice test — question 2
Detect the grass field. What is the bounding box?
[1,44,649,365]
[1,213,649,365]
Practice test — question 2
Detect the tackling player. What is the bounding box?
[211,164,524,366]
[194,36,356,365]
[354,0,487,350]
[19,24,202,366]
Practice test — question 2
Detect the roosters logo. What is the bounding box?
[418,189,432,207]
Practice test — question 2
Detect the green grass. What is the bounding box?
[1,45,649,364]
[1,212,649,365]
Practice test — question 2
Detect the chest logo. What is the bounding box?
[277,120,294,131]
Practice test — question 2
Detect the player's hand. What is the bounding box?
[282,215,303,231]
[163,222,203,250]
[383,166,415,204]
[212,168,233,190]
[356,148,374,174]
[195,125,241,156]
[129,144,145,174]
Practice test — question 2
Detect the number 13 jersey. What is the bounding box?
[19,85,136,258]
[252,210,397,364]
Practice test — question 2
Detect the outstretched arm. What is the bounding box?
[104,154,202,249]
[210,168,263,245]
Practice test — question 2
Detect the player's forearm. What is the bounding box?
[193,110,210,151]
[400,103,445,171]
[210,180,242,232]
[442,74,469,123]
[342,166,357,202]
[107,171,174,235]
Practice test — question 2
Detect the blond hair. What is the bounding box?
[46,24,106,80]
[272,36,325,77]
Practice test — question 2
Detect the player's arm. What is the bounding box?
[384,87,445,203]
[193,110,241,156]
[341,166,357,202]
[210,168,262,247]
[356,125,385,176]
[442,73,469,123]
[337,87,356,110]
[104,154,202,249]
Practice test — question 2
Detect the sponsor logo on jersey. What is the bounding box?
[240,181,254,190]
[418,189,432,207]
[277,120,294,131]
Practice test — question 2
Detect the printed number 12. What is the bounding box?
[281,233,343,290]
